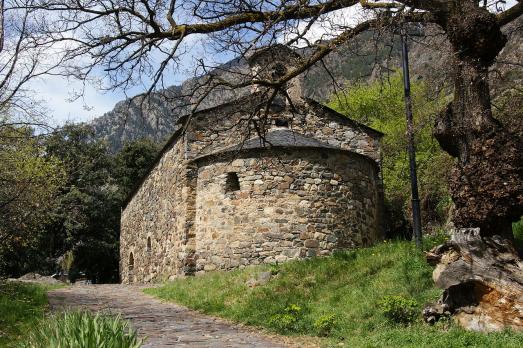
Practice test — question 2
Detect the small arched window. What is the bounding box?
[146,237,152,252]
[225,172,240,193]
[129,252,134,271]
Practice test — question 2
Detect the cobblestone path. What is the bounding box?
[48,285,301,348]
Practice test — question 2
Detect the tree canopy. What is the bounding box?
[0,122,160,281]
[0,123,65,275]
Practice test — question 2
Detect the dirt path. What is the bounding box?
[48,285,301,348]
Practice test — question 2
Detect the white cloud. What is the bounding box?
[281,4,371,47]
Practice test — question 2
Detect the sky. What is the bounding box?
[34,0,518,126]
[32,47,205,126]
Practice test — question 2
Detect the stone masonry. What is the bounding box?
[120,45,384,283]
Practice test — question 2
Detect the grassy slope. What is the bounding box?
[0,282,60,347]
[146,240,523,347]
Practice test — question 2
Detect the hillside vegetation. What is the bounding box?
[328,74,452,235]
[146,239,523,347]
[0,124,161,282]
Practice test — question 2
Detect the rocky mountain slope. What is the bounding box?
[91,22,522,152]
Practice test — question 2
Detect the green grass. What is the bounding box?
[1,282,141,348]
[0,281,62,347]
[22,311,143,348]
[146,240,523,347]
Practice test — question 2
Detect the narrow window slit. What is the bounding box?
[129,252,134,271]
[225,172,240,192]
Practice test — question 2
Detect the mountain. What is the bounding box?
[91,58,250,151]
[90,21,522,152]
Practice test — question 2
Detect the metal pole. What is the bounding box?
[400,31,422,248]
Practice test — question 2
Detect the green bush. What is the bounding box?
[268,304,303,333]
[379,295,418,325]
[23,311,143,348]
[268,313,298,332]
[313,313,337,336]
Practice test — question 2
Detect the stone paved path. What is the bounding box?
[48,285,302,348]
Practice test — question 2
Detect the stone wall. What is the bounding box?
[120,139,191,283]
[193,148,382,272]
[293,102,381,162]
[185,98,381,163]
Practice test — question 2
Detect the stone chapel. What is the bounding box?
[120,45,384,283]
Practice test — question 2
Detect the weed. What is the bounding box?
[313,314,337,336]
[268,304,303,333]
[0,281,62,347]
[145,240,523,347]
[379,295,418,325]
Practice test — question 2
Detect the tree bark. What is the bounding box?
[433,1,523,237]
[424,228,523,331]
[426,2,523,332]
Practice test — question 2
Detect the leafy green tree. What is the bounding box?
[41,127,161,283]
[114,139,161,199]
[0,125,65,276]
[0,121,161,281]
[328,74,452,236]
[43,124,120,283]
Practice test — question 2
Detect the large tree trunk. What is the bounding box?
[428,1,523,332]
[433,1,523,237]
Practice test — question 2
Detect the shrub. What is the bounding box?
[284,304,301,316]
[268,304,303,333]
[513,217,523,253]
[313,314,337,336]
[268,313,298,332]
[379,295,418,325]
[23,311,143,348]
